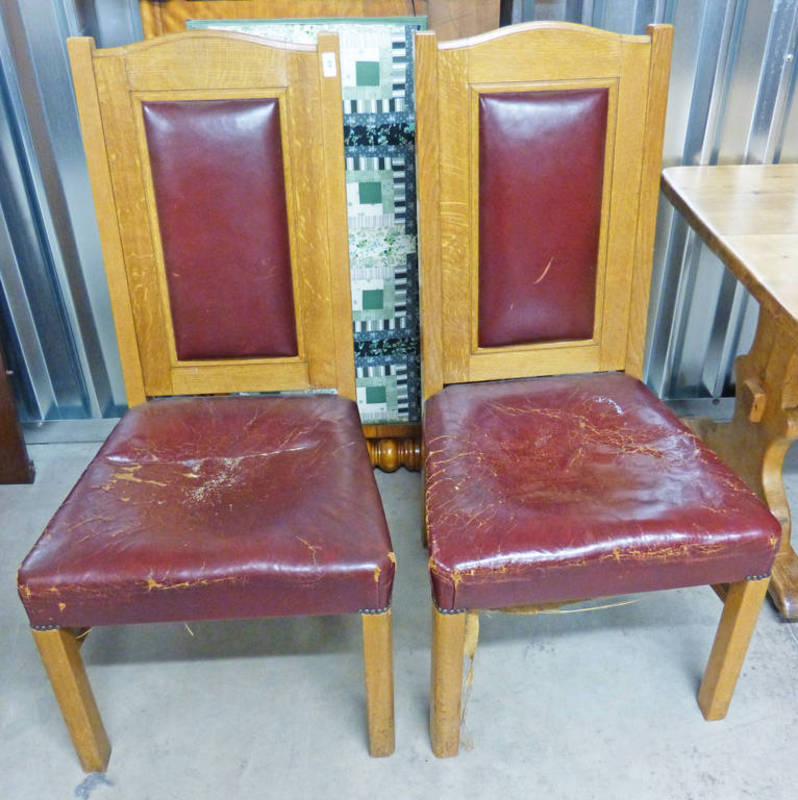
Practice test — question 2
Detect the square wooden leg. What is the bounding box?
[698,577,770,720]
[32,628,110,772]
[430,605,468,758]
[361,610,395,757]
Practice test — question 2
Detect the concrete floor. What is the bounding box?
[2,442,798,799]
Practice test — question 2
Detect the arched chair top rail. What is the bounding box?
[85,28,320,57]
[433,20,657,50]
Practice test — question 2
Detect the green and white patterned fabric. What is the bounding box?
[187,17,425,424]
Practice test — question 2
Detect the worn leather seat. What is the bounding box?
[19,395,394,628]
[426,373,779,611]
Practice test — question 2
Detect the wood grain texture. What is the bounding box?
[467,342,601,383]
[596,40,647,371]
[661,165,798,336]
[139,1,499,41]
[429,604,466,758]
[68,32,355,402]
[363,423,418,439]
[625,23,672,379]
[284,41,339,392]
[32,629,110,773]
[416,23,672,393]
[140,1,420,38]
[67,38,148,405]
[427,0,499,41]
[688,310,798,617]
[443,20,628,70]
[362,424,422,471]
[438,44,471,386]
[361,611,395,757]
[698,577,770,720]
[415,31,445,401]
[94,52,174,395]
[365,435,423,471]
[317,33,357,402]
[663,164,798,617]
[169,361,309,396]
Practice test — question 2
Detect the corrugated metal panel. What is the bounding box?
[0,5,85,420]
[0,0,136,425]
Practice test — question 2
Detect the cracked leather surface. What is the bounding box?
[18,395,394,627]
[143,98,298,360]
[478,89,607,348]
[425,373,780,610]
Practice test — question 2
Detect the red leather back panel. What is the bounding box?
[142,98,298,360]
[478,89,608,348]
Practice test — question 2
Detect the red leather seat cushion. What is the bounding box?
[19,395,394,627]
[424,374,780,610]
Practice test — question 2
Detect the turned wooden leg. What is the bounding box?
[698,577,770,721]
[430,605,469,757]
[32,628,110,772]
[361,610,395,757]
[366,437,423,472]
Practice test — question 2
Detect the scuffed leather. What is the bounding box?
[425,373,780,610]
[18,395,394,627]
[478,89,607,347]
[142,98,298,360]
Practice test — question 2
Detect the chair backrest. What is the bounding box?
[68,31,354,405]
[416,22,672,400]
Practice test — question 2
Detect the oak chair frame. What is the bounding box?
[29,31,394,770]
[416,22,771,756]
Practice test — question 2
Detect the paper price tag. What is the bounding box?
[322,52,337,78]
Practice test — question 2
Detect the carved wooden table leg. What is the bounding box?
[691,311,798,618]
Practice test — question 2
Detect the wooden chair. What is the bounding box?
[17,31,395,770]
[415,22,781,757]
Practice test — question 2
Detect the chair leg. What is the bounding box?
[430,605,470,757]
[31,628,110,772]
[698,577,770,721]
[361,610,395,756]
